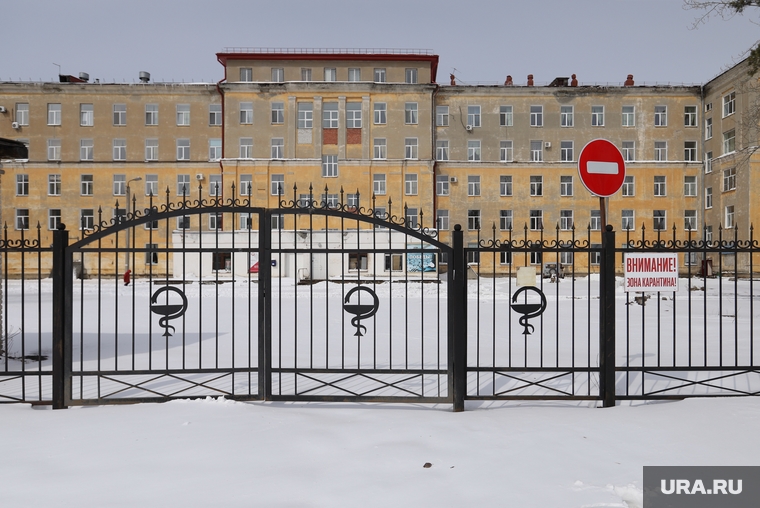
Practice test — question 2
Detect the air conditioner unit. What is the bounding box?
[195,173,204,181]
[0,106,6,113]
[465,124,473,132]
[11,121,19,129]
[450,176,458,183]
[544,141,551,149]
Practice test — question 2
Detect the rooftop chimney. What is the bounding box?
[139,71,151,83]
[78,72,90,82]
[624,74,634,86]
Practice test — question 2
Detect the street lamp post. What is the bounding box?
[125,177,142,272]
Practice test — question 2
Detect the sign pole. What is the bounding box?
[599,197,606,228]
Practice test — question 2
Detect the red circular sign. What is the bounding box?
[578,139,626,197]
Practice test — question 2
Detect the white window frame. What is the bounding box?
[271,68,284,82]
[684,176,697,197]
[723,129,735,154]
[621,210,634,231]
[374,68,386,83]
[271,174,285,196]
[373,138,387,160]
[653,210,666,231]
[500,209,513,231]
[436,106,449,126]
[591,105,604,126]
[113,175,126,196]
[323,103,338,128]
[684,105,698,127]
[239,138,253,158]
[47,139,61,161]
[16,209,29,230]
[271,102,284,124]
[271,138,284,159]
[560,175,573,196]
[322,155,338,177]
[622,175,634,197]
[297,102,313,129]
[467,105,481,128]
[80,103,93,126]
[530,175,543,196]
[436,175,449,196]
[684,141,697,161]
[405,68,418,84]
[723,91,735,118]
[723,167,736,191]
[436,140,449,161]
[467,140,481,162]
[705,118,713,140]
[113,138,127,161]
[177,174,190,196]
[208,174,222,196]
[437,210,450,230]
[240,102,253,124]
[530,105,543,127]
[560,105,573,127]
[80,139,94,161]
[500,105,513,126]
[47,103,61,126]
[654,105,667,126]
[145,174,158,196]
[684,210,697,231]
[145,104,159,125]
[16,103,29,125]
[529,209,543,231]
[145,138,158,161]
[405,138,418,160]
[467,209,481,231]
[467,175,481,196]
[208,139,222,161]
[405,103,418,124]
[560,209,573,231]
[209,104,222,126]
[560,141,573,162]
[622,141,635,161]
[16,174,29,196]
[176,139,190,160]
[346,103,362,128]
[500,175,512,197]
[622,105,635,127]
[374,103,387,124]
[374,174,387,195]
[530,141,543,162]
[48,174,61,196]
[654,176,667,197]
[176,104,190,126]
[705,187,713,209]
[654,141,667,161]
[405,174,418,195]
[725,205,735,228]
[80,174,93,196]
[347,68,361,81]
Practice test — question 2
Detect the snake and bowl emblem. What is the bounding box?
[343,286,379,337]
[150,286,188,337]
[510,286,547,336]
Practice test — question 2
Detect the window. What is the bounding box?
[48,103,61,125]
[500,175,512,196]
[500,210,513,231]
[271,174,285,195]
[347,68,361,81]
[348,253,368,271]
[373,138,387,160]
[654,176,666,196]
[16,174,29,196]
[145,175,158,196]
[239,137,253,158]
[622,175,634,196]
[271,68,284,82]
[530,140,543,162]
[113,175,126,196]
[177,174,190,196]
[654,105,667,126]
[271,138,284,159]
[208,139,222,161]
[80,139,94,161]
[208,174,222,196]
[405,174,418,195]
[145,104,158,125]
[705,152,713,173]
[347,193,359,208]
[560,140,573,161]
[723,167,736,191]
[47,139,61,161]
[705,118,713,139]
[725,205,735,228]
[436,140,449,161]
[560,252,574,266]
[239,102,253,124]
[16,103,29,125]
[560,175,573,196]
[15,209,29,230]
[176,104,190,126]
[436,106,449,126]
[145,243,159,265]
[500,140,513,162]
[234,213,250,230]
[467,243,480,265]
[80,104,93,126]
[301,68,312,81]
[346,103,362,128]
[591,105,604,126]
[723,129,736,154]
[590,246,601,266]
[240,68,252,81]
[209,104,222,125]
[322,155,337,177]
[622,210,634,231]
[374,68,386,82]
[238,174,252,196]
[385,253,403,271]
[705,225,713,243]
[530,105,543,127]
[48,174,61,196]
[622,141,635,161]
[436,175,449,196]
[177,216,190,230]
[406,208,418,228]
[437,209,449,230]
[723,91,735,117]
[374,174,386,195]
[467,106,481,128]
[467,210,481,231]
[684,141,697,161]
[468,175,481,196]
[176,139,190,160]
[48,209,61,231]
[324,68,337,81]
[80,174,93,196]
[530,175,543,196]
[530,209,543,230]
[500,105,513,126]
[143,138,157,161]
[622,105,635,127]
[684,210,697,231]
[80,209,94,231]
[653,210,666,231]
[113,139,127,161]
[297,102,313,129]
[684,176,697,197]
[684,105,697,127]
[705,187,712,209]
[467,140,481,162]
[500,251,513,266]
[405,138,418,159]
[590,210,601,231]
[560,210,573,230]
[560,105,573,127]
[654,141,667,161]
[405,103,418,124]
[405,68,418,84]
[271,102,284,124]
[323,103,338,128]
[209,213,223,230]
[685,251,698,266]
[373,102,387,124]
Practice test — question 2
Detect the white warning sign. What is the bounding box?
[624,253,679,292]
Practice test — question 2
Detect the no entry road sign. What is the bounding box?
[578,139,626,197]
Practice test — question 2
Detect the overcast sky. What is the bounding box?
[2,0,758,86]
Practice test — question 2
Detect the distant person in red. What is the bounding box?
[123,269,131,286]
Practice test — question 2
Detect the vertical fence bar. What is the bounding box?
[451,225,466,412]
[52,225,69,409]
[259,210,272,400]
[599,225,616,407]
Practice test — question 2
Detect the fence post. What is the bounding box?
[451,225,467,412]
[258,211,272,401]
[599,225,616,407]
[52,224,70,409]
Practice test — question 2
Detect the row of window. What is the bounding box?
[13,103,222,127]
[31,138,222,162]
[239,67,419,84]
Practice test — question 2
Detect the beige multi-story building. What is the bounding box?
[0,48,757,275]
